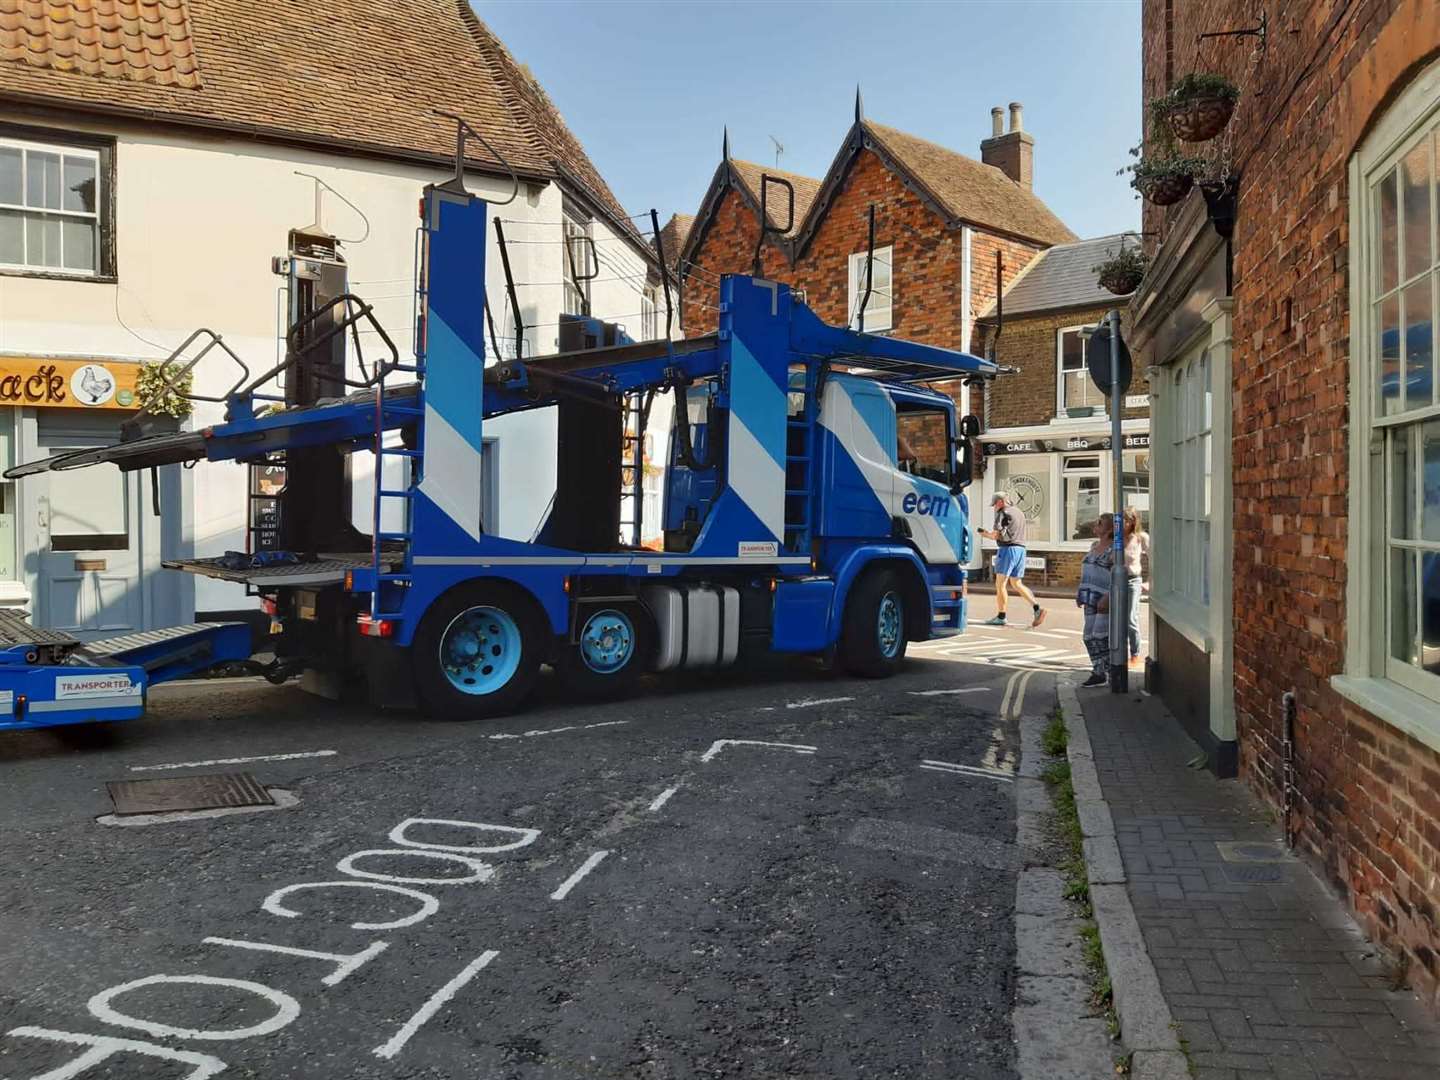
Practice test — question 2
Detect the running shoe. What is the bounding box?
[1081,673,1106,687]
[982,615,1008,626]
[1031,609,1048,628]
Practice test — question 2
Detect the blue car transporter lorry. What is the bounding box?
[0,163,997,729]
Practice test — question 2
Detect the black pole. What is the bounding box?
[493,216,523,358]
[650,209,674,342]
[857,203,876,333]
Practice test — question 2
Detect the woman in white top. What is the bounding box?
[1122,507,1149,668]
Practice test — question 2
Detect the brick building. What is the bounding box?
[1133,0,1440,1005]
[972,234,1149,587]
[675,97,1076,562]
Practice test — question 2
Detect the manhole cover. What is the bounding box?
[1223,863,1285,884]
[1216,840,1289,863]
[106,772,274,816]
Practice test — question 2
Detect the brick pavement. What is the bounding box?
[1077,687,1440,1079]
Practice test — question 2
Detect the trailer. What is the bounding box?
[1,155,998,729]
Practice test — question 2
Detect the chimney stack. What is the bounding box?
[981,102,1035,190]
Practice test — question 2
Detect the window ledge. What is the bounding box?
[0,269,116,285]
[1331,675,1440,756]
[0,582,31,605]
[1150,593,1212,654]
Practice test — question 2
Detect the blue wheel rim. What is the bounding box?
[578,609,635,675]
[439,606,522,695]
[877,591,902,659]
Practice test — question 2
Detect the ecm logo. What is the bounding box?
[901,491,951,518]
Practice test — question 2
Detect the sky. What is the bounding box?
[475,0,1142,241]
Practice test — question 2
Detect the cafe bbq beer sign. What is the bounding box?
[0,357,140,410]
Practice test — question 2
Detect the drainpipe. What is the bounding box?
[1281,691,1297,849]
[960,226,974,415]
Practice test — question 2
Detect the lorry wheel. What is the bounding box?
[841,569,908,678]
[413,583,541,720]
[559,605,652,698]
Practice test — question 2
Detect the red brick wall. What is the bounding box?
[681,149,1042,378]
[1142,0,1440,1002]
[979,306,1148,431]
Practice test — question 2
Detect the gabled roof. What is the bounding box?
[728,160,821,238]
[862,122,1076,247]
[980,233,1139,318]
[680,114,1077,275]
[0,0,642,247]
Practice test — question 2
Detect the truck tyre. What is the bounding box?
[413,582,542,720]
[840,569,909,678]
[559,604,653,698]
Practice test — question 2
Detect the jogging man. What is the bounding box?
[979,491,1046,627]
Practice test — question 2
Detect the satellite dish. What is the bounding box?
[1086,323,1133,396]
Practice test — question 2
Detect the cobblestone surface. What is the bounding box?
[1077,688,1440,1079]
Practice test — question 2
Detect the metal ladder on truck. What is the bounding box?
[783,362,820,553]
[618,390,651,548]
[366,228,429,620]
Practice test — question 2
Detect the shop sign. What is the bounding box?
[983,432,1151,456]
[0,357,140,410]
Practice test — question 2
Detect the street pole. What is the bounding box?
[1108,309,1128,693]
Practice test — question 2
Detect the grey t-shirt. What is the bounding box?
[994,505,1026,546]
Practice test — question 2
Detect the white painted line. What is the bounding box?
[550,850,610,901]
[647,786,679,812]
[918,761,1015,784]
[487,720,629,741]
[699,739,819,763]
[129,750,337,772]
[202,937,389,987]
[1009,670,1038,720]
[906,687,992,697]
[371,950,499,1060]
[999,669,1022,719]
[785,696,854,709]
[1028,630,1073,640]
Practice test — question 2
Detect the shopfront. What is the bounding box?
[0,356,192,637]
[978,429,1151,586]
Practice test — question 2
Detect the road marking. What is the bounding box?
[371,950,499,1060]
[336,849,494,886]
[1029,630,1073,640]
[488,720,629,741]
[699,739,818,763]
[1006,669,1039,720]
[262,880,440,930]
[202,937,389,988]
[551,850,610,900]
[88,974,300,1041]
[388,818,540,854]
[919,760,1015,784]
[785,696,854,709]
[128,750,337,772]
[981,727,1016,773]
[999,670,1023,718]
[647,786,679,812]
[906,687,991,697]
[4,1027,228,1079]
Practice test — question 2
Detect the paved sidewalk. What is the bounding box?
[1074,686,1440,1079]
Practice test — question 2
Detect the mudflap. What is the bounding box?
[360,636,416,710]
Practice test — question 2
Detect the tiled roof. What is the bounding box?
[729,159,820,238]
[659,212,693,271]
[0,0,638,241]
[864,121,1076,247]
[0,0,200,88]
[981,233,1140,317]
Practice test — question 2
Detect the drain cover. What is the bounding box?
[1216,840,1289,863]
[106,772,274,816]
[1223,863,1286,884]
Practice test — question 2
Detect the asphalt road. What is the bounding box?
[0,601,1086,1080]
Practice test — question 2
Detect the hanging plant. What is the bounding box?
[135,359,194,419]
[1161,72,1240,143]
[1128,152,1208,206]
[1092,244,1149,296]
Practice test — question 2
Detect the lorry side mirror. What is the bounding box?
[959,414,981,438]
[953,437,974,492]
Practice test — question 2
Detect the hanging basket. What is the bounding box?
[1167,96,1236,143]
[1098,268,1144,296]
[1138,172,1194,207]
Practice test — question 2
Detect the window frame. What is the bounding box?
[561,198,593,318]
[847,244,893,332]
[1342,56,1440,740]
[0,122,116,282]
[1055,325,1108,417]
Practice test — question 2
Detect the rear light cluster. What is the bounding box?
[356,614,395,638]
